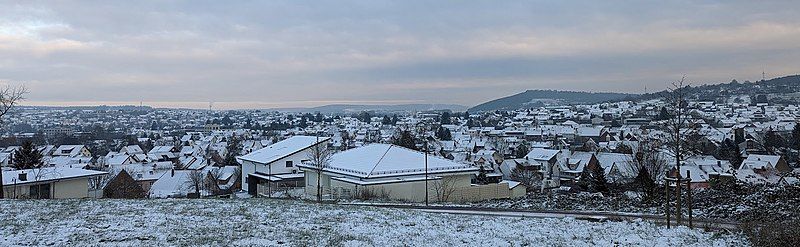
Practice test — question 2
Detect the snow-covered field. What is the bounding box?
[0,199,747,246]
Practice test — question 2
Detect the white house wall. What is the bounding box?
[242,149,315,192]
[2,178,90,199]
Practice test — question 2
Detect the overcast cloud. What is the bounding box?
[1,1,799,109]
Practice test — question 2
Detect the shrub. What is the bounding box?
[740,220,800,247]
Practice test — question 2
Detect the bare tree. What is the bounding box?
[510,165,542,192]
[627,134,669,183]
[0,85,27,121]
[29,166,60,199]
[205,166,240,195]
[432,176,458,202]
[205,167,226,195]
[185,170,207,198]
[661,76,691,223]
[0,85,27,199]
[662,77,691,173]
[306,140,331,203]
[89,165,118,197]
[625,134,669,198]
[490,137,509,158]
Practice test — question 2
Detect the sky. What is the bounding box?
[1,1,799,109]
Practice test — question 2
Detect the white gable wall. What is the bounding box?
[241,149,313,192]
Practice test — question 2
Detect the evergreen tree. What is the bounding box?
[590,164,609,194]
[514,143,529,158]
[141,139,154,153]
[299,118,308,128]
[391,115,399,125]
[224,135,242,166]
[734,128,745,145]
[393,131,417,150]
[359,112,372,123]
[382,115,392,125]
[440,112,452,125]
[658,106,670,120]
[764,128,784,153]
[476,165,489,185]
[435,127,452,141]
[577,166,591,191]
[793,123,800,150]
[578,163,609,194]
[610,119,622,127]
[13,141,43,170]
[615,143,633,154]
[721,139,743,169]
[633,166,655,197]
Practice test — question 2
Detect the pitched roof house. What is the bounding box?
[237,135,330,195]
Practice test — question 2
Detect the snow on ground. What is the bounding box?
[0,199,746,246]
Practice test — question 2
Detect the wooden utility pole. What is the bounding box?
[665,174,670,229]
[268,160,272,198]
[424,140,429,206]
[0,165,4,199]
[687,170,693,229]
[676,170,682,225]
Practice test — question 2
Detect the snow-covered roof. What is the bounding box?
[238,136,330,165]
[122,145,144,155]
[149,145,175,154]
[53,145,87,157]
[3,167,107,186]
[743,154,782,168]
[525,148,560,161]
[500,180,523,189]
[303,143,477,179]
[106,154,131,166]
[149,170,194,198]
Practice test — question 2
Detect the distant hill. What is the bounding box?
[636,74,800,102]
[272,103,468,114]
[469,90,636,112]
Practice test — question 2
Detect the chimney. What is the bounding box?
[18,172,27,181]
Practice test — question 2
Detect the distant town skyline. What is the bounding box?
[2,1,799,109]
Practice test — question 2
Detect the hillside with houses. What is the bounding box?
[0,77,798,245]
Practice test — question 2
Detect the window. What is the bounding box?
[29,184,51,199]
[285,161,293,167]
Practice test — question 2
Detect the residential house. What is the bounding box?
[2,167,107,199]
[237,136,330,195]
[53,145,92,158]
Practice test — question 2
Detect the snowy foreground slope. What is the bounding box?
[0,199,746,246]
